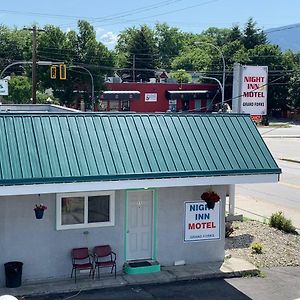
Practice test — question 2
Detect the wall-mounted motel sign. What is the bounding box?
[0,80,8,96]
[184,201,220,242]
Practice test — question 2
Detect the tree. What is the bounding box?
[169,69,191,83]
[171,46,212,72]
[0,26,31,76]
[288,73,300,109]
[116,25,158,82]
[36,21,114,107]
[285,51,300,109]
[227,25,242,43]
[154,23,185,70]
[242,18,267,50]
[201,27,231,47]
[4,76,31,103]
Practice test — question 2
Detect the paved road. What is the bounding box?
[234,124,300,229]
[259,123,300,139]
[26,267,300,300]
[228,267,300,300]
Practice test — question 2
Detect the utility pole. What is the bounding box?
[24,26,45,104]
[133,54,136,82]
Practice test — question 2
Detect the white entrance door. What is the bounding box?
[126,190,153,261]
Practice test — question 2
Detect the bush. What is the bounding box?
[269,211,297,234]
[269,211,284,230]
[251,242,263,254]
[281,219,296,234]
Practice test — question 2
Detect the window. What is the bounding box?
[56,191,115,230]
[108,100,119,111]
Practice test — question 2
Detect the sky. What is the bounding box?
[1,0,299,49]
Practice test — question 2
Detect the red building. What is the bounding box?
[99,82,219,113]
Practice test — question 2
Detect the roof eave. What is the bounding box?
[0,173,280,196]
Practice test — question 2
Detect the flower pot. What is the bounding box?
[206,201,215,209]
[34,209,44,219]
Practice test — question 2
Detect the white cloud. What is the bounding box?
[99,31,118,45]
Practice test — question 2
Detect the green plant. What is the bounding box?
[251,242,263,254]
[257,271,266,278]
[269,211,297,234]
[282,219,296,234]
[269,211,284,230]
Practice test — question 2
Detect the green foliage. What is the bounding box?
[36,91,60,105]
[169,69,191,83]
[242,18,267,50]
[269,211,297,234]
[2,21,113,107]
[0,25,31,73]
[257,271,266,278]
[4,76,32,103]
[269,211,284,229]
[251,242,263,254]
[154,23,185,70]
[116,25,158,82]
[2,18,300,111]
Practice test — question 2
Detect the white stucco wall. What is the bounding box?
[0,185,226,286]
[156,186,225,265]
[0,191,125,286]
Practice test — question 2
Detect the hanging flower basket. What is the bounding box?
[34,204,47,219]
[201,190,220,210]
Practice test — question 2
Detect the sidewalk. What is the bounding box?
[0,257,258,298]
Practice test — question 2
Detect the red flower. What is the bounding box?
[34,204,47,211]
[201,191,220,203]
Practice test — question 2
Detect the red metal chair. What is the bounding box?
[93,245,116,279]
[71,247,93,283]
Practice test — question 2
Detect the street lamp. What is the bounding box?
[69,65,94,111]
[194,41,226,111]
[0,61,64,104]
[199,75,224,111]
[0,60,64,79]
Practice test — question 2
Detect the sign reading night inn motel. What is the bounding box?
[184,201,220,242]
[241,65,268,116]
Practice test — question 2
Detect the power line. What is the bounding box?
[267,23,300,34]
[59,0,184,29]
[78,0,221,29]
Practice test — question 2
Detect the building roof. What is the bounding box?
[0,113,281,187]
[0,104,80,113]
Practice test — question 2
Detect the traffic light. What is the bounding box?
[50,66,56,79]
[59,64,67,80]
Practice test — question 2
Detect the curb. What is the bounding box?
[262,135,300,138]
[280,158,300,164]
[5,258,259,298]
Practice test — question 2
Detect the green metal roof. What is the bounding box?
[0,113,281,186]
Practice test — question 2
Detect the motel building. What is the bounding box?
[0,112,281,285]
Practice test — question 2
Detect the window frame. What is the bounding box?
[56,191,115,230]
